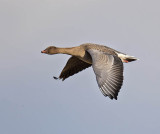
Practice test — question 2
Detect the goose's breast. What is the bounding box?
[78,51,92,64]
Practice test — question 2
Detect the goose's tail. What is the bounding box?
[117,53,139,63]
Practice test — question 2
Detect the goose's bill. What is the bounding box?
[41,50,47,53]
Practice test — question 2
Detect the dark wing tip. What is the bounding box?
[53,76,66,81]
[53,76,59,80]
[103,91,118,100]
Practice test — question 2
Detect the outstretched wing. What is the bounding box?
[87,49,124,100]
[59,56,91,81]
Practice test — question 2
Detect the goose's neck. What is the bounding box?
[56,46,83,57]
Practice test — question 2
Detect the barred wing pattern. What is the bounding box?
[87,49,124,99]
[59,56,91,81]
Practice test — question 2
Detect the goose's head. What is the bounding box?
[41,46,58,55]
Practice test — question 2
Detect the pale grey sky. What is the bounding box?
[0,0,160,134]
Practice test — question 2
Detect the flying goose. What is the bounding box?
[41,43,137,100]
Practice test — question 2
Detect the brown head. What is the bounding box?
[41,46,58,55]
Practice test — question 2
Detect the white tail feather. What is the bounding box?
[116,53,138,62]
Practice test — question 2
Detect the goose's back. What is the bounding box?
[81,43,121,56]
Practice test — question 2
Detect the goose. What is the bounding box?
[41,43,138,100]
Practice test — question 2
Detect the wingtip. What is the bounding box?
[106,95,118,100]
[53,76,59,80]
